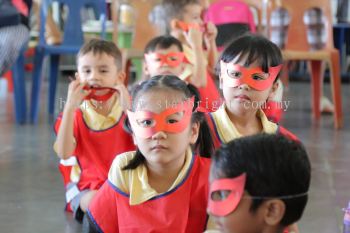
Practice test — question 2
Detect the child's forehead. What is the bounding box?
[154,44,182,53]
[134,89,186,112]
[78,52,117,66]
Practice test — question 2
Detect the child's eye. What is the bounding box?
[137,119,154,127]
[211,190,231,201]
[167,119,178,124]
[83,69,91,74]
[100,69,108,73]
[252,73,269,80]
[169,57,178,61]
[227,70,242,79]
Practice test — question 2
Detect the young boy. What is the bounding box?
[161,0,221,111]
[54,39,135,222]
[143,35,186,80]
[208,133,311,233]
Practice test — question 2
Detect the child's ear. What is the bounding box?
[75,72,80,82]
[170,19,180,31]
[262,199,285,226]
[219,75,223,89]
[189,122,200,144]
[143,60,150,76]
[267,79,281,101]
[116,71,126,85]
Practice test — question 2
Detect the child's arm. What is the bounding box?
[55,78,90,159]
[185,28,207,87]
[204,22,218,75]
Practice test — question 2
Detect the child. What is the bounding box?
[54,39,135,222]
[208,133,311,233]
[162,0,221,111]
[207,34,298,149]
[87,75,216,233]
[143,35,185,80]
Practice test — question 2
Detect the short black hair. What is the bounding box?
[212,133,311,226]
[144,35,183,54]
[216,33,283,78]
[162,0,201,33]
[77,39,122,70]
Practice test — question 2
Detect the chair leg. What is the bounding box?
[48,54,60,120]
[12,52,27,124]
[309,60,322,121]
[329,51,343,129]
[30,49,45,124]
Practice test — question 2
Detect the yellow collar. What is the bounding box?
[80,97,122,130]
[211,104,278,143]
[108,148,193,205]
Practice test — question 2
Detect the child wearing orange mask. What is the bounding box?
[161,0,221,112]
[87,75,216,233]
[208,134,311,233]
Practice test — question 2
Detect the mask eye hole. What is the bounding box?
[136,119,155,128]
[227,70,242,79]
[211,190,231,201]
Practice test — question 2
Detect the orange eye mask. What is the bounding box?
[83,86,117,101]
[127,97,194,138]
[144,52,185,68]
[176,20,203,32]
[220,62,282,91]
[208,173,246,217]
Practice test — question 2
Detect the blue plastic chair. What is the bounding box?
[30,0,106,123]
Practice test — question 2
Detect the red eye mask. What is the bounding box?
[144,52,185,68]
[220,62,282,91]
[83,86,117,101]
[176,20,204,32]
[127,97,194,138]
[208,173,246,217]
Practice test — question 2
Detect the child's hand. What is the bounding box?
[65,76,90,111]
[114,84,131,111]
[183,27,203,50]
[204,22,218,45]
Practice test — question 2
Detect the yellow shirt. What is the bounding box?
[211,104,278,143]
[80,98,123,130]
[108,148,193,206]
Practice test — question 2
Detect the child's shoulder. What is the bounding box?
[277,126,300,142]
[110,151,137,171]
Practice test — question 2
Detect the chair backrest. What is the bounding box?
[270,0,334,51]
[39,0,106,46]
[205,0,256,32]
[128,0,159,50]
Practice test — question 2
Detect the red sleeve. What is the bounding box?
[87,181,119,233]
[278,126,300,143]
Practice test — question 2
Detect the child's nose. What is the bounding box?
[151,131,167,140]
[238,83,251,91]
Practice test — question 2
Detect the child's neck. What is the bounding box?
[146,153,186,193]
[91,94,117,116]
[226,107,263,136]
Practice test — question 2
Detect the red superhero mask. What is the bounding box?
[220,62,282,91]
[144,52,185,68]
[208,173,246,217]
[127,97,194,138]
[176,20,203,32]
[83,86,117,101]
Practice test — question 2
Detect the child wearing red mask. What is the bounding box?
[208,134,311,233]
[161,0,221,112]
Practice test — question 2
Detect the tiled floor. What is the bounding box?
[0,78,349,233]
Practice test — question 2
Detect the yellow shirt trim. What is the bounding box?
[108,148,193,205]
[211,105,278,143]
[80,97,122,130]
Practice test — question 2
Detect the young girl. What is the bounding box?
[206,34,299,233]
[207,33,298,150]
[87,75,215,233]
